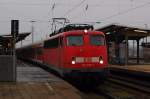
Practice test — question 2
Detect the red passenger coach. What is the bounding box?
[18,24,108,80]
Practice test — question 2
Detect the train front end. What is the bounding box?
[62,30,108,78]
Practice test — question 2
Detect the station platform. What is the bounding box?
[0,61,81,99]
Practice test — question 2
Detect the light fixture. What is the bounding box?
[99,56,103,64]
[134,30,148,33]
[72,60,75,64]
[84,29,88,33]
[106,32,111,35]
[100,60,104,64]
[72,57,76,64]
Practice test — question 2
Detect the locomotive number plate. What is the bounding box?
[84,58,91,62]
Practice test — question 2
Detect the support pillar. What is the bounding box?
[125,35,128,65]
[137,39,140,64]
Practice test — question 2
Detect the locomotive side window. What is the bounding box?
[59,37,63,47]
[44,37,59,48]
[37,47,43,54]
[67,35,83,46]
[90,35,105,46]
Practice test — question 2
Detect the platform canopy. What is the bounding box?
[96,24,150,43]
[0,32,30,47]
[96,24,150,65]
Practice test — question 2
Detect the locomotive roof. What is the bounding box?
[50,24,94,37]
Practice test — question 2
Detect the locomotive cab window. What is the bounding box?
[90,35,105,46]
[67,35,83,46]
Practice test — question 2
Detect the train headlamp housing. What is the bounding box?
[99,56,103,64]
[99,60,104,64]
[71,57,76,64]
[84,29,88,34]
[72,61,75,64]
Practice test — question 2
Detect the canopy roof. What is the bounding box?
[0,32,30,47]
[96,24,150,42]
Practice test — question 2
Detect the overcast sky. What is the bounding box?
[0,0,150,46]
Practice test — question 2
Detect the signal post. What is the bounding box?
[11,20,19,82]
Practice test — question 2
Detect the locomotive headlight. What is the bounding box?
[72,60,76,64]
[99,60,104,64]
[71,57,76,64]
[84,29,88,33]
[99,56,103,64]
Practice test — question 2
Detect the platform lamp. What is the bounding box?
[30,20,36,44]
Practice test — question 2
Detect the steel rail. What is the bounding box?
[107,75,150,94]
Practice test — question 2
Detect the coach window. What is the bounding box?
[67,35,83,46]
[90,35,105,46]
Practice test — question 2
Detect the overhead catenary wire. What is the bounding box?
[62,0,86,17]
[0,1,150,26]
[66,0,150,25]
[100,1,150,22]
[0,0,148,6]
[70,0,106,21]
[70,0,150,25]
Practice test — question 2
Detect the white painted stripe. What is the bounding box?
[45,83,54,92]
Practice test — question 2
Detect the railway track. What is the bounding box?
[90,76,150,99]
[108,75,150,94]
[83,72,150,99]
[109,67,150,94]
[95,83,135,99]
[80,81,136,99]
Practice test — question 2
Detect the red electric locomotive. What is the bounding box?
[18,24,108,81]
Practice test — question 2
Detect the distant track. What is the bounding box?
[108,75,150,94]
